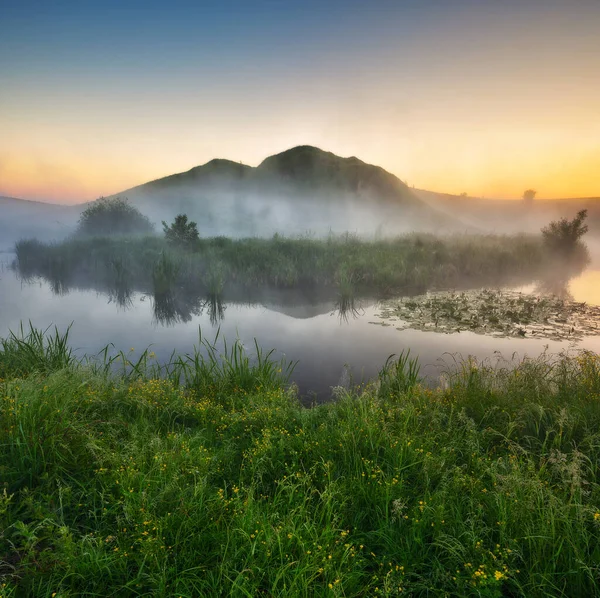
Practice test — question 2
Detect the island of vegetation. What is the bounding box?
[12,198,592,330]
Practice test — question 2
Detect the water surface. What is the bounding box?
[2,254,600,399]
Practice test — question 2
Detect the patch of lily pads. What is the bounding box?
[371,289,600,341]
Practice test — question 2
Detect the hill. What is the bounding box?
[414,189,600,235]
[111,146,461,237]
[0,197,79,252]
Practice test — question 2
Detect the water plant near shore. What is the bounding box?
[375,288,600,341]
[1,327,600,596]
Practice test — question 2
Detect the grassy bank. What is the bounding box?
[1,328,600,596]
[14,233,551,299]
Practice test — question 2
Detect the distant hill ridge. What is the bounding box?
[0,196,66,208]
[414,188,600,236]
[7,145,598,240]
[93,145,452,237]
[128,145,419,204]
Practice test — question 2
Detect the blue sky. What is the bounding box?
[1,0,599,201]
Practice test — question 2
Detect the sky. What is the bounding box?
[1,0,599,203]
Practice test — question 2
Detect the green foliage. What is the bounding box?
[542,209,589,252]
[2,328,600,595]
[16,232,549,299]
[162,214,199,247]
[522,189,537,203]
[378,350,421,397]
[76,197,154,236]
[0,323,75,378]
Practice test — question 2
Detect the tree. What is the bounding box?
[76,197,154,236]
[541,209,588,252]
[541,209,590,272]
[522,189,536,204]
[162,214,199,248]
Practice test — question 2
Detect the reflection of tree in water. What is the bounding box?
[536,276,573,302]
[108,258,133,309]
[152,288,203,326]
[152,288,226,327]
[335,295,362,323]
[47,269,71,296]
[202,293,226,327]
[108,285,133,309]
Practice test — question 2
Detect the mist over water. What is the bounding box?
[2,242,600,399]
[2,146,600,398]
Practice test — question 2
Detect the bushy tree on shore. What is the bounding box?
[541,209,589,272]
[76,197,154,236]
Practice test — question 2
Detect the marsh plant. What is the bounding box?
[378,350,421,397]
[377,289,600,341]
[13,232,558,300]
[0,323,75,378]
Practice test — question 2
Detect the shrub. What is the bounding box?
[541,209,590,272]
[76,197,154,236]
[162,214,200,248]
[522,188,537,204]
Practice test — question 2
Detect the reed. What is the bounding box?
[12,232,559,301]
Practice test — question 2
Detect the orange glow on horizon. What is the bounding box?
[2,1,599,204]
[3,137,598,205]
[570,271,600,305]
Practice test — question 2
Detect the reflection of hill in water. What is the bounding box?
[12,261,377,325]
[263,302,337,319]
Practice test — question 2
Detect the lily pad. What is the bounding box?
[372,289,600,341]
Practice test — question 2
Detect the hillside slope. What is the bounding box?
[0,197,78,251]
[112,146,461,237]
[415,189,600,236]
[1,148,466,246]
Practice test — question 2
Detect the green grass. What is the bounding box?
[1,328,600,596]
[14,232,555,301]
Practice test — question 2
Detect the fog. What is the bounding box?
[0,196,79,252]
[124,187,457,240]
[6,189,600,253]
[2,147,469,247]
[2,146,600,397]
[4,146,599,250]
